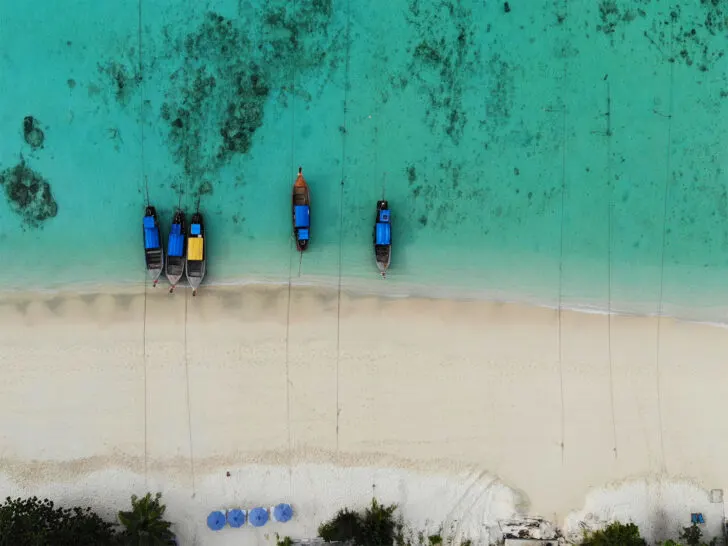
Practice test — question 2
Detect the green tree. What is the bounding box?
[659,523,718,546]
[581,521,646,546]
[318,499,398,546]
[0,496,118,546]
[117,493,175,546]
[318,507,363,542]
[359,499,398,546]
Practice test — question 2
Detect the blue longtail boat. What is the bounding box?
[142,206,164,286]
[292,167,310,252]
[373,200,391,278]
[165,210,186,293]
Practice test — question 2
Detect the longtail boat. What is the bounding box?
[373,200,392,278]
[185,212,206,296]
[165,209,187,293]
[292,167,310,252]
[142,206,164,286]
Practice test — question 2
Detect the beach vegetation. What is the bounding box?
[276,534,294,546]
[581,521,646,546]
[318,498,397,545]
[659,522,717,546]
[318,507,363,542]
[0,495,118,546]
[117,492,175,546]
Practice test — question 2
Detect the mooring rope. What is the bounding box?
[137,0,150,487]
[335,0,352,453]
[283,0,299,496]
[604,77,618,461]
[555,0,569,467]
[654,8,676,475]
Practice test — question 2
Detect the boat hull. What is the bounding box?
[147,266,163,284]
[186,264,206,291]
[165,260,185,292]
[376,252,391,276]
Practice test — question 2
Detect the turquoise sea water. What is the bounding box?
[1,0,727,319]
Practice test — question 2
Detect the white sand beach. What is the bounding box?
[1,285,727,544]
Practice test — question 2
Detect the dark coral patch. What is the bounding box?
[0,159,58,228]
[159,3,338,197]
[23,116,45,150]
[405,0,479,145]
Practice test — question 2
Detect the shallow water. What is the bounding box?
[0,0,727,319]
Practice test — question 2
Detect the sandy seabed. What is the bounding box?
[0,284,727,544]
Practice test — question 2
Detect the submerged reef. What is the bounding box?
[405,0,480,145]
[484,54,514,132]
[596,0,649,36]
[595,0,726,73]
[23,116,44,150]
[97,59,140,107]
[160,1,339,196]
[397,0,488,232]
[0,159,58,228]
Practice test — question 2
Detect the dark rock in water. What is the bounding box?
[0,159,58,228]
[504,2,511,13]
[407,165,417,184]
[23,116,45,150]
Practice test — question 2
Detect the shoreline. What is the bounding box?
[1,276,727,327]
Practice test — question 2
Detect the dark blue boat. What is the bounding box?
[292,167,310,251]
[373,200,391,277]
[142,206,164,286]
[165,210,186,293]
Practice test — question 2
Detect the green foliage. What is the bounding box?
[581,521,646,546]
[318,507,363,542]
[0,496,118,546]
[360,499,398,546]
[276,534,293,546]
[659,523,718,546]
[117,492,175,546]
[681,523,704,546]
[318,498,398,546]
[428,534,443,545]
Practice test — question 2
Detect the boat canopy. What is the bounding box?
[168,225,184,257]
[188,237,204,261]
[191,223,201,235]
[375,223,391,245]
[298,228,309,241]
[143,216,160,249]
[294,205,310,228]
[379,209,391,223]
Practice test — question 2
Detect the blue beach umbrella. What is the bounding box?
[207,510,226,531]
[227,508,246,528]
[273,503,293,523]
[249,506,269,527]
